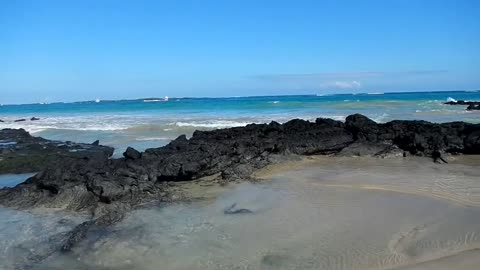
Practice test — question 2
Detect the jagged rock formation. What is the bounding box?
[0,128,114,174]
[0,114,479,256]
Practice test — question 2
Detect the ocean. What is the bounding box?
[1,90,479,157]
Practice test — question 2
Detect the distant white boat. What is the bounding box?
[95,98,100,103]
[164,96,169,101]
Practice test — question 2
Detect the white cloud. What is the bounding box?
[320,80,361,89]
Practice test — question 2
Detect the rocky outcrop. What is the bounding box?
[467,104,480,110]
[445,100,480,110]
[0,114,479,254]
[0,128,114,174]
[344,114,476,156]
[2,114,479,212]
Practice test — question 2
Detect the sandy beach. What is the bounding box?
[1,155,477,270]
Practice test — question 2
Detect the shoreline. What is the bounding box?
[1,154,474,269]
[1,113,480,269]
[1,154,479,269]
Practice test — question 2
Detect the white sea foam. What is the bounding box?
[174,120,253,128]
[0,115,142,133]
[143,99,163,102]
[371,113,390,123]
[447,97,457,103]
[143,99,168,103]
[134,137,171,141]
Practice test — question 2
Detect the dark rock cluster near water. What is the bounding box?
[0,117,41,123]
[445,100,480,110]
[1,114,480,259]
[0,128,114,174]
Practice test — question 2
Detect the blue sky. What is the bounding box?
[1,0,479,104]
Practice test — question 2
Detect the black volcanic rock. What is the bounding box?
[445,100,480,110]
[2,115,479,213]
[445,100,480,106]
[14,119,26,122]
[30,117,40,121]
[467,104,480,110]
[123,146,141,160]
[0,115,479,254]
[0,128,114,174]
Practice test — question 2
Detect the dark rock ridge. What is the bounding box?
[0,128,114,174]
[0,117,42,123]
[445,100,480,110]
[467,104,480,111]
[0,114,480,257]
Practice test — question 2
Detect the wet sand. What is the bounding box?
[391,249,480,270]
[1,156,480,270]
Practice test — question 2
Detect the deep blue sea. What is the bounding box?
[1,91,479,156]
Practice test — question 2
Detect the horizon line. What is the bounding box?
[1,89,479,106]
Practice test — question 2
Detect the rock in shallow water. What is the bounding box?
[0,114,479,255]
[467,104,480,110]
[0,128,114,174]
[224,203,254,214]
[1,114,480,213]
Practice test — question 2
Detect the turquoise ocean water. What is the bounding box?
[1,91,479,157]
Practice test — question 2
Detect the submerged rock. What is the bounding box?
[224,203,254,214]
[30,117,40,121]
[14,119,26,122]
